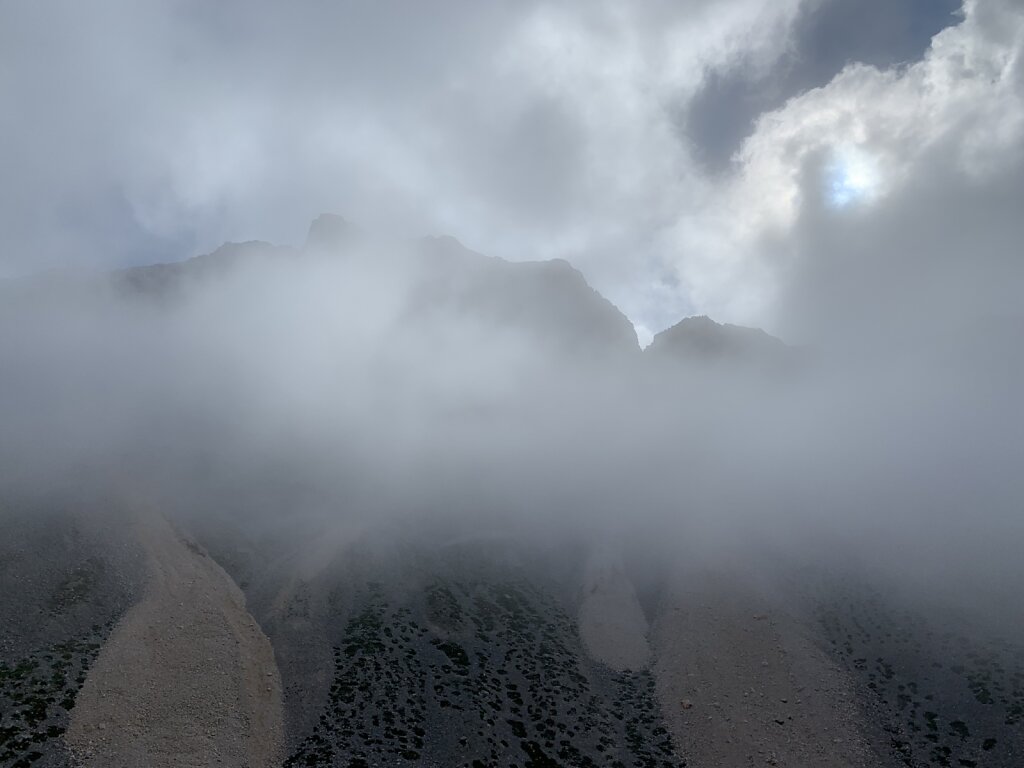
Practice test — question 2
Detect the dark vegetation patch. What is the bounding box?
[0,503,141,767]
[816,585,1024,767]
[0,624,113,767]
[285,578,681,767]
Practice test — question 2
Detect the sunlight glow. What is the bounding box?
[827,146,881,208]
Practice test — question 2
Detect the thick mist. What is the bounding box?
[2,228,1021,634]
[4,5,1024,767]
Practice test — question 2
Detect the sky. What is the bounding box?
[1,0,1021,345]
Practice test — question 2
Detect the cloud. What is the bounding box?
[685,0,962,171]
[2,0,1024,616]
[665,0,1024,336]
[1,0,1020,344]
[0,0,807,322]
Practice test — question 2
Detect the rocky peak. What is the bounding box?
[303,213,355,254]
[410,235,640,358]
[646,315,789,365]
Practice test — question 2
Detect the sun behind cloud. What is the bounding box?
[827,145,883,208]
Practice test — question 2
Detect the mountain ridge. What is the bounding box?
[104,214,787,364]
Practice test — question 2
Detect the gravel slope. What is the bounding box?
[66,511,284,768]
[578,543,651,672]
[651,567,888,768]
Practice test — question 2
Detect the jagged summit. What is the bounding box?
[85,213,640,357]
[303,213,354,253]
[6,214,794,364]
[114,240,287,298]
[646,315,788,364]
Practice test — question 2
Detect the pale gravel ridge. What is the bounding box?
[578,542,650,671]
[66,510,284,768]
[652,568,881,768]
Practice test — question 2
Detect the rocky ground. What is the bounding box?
[0,496,141,768]
[282,576,675,767]
[651,567,889,768]
[197,522,682,767]
[2,504,1024,767]
[807,575,1024,768]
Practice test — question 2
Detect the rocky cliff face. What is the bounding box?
[410,234,639,358]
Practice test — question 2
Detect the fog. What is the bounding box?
[2,0,1023,637]
[1,216,1022,634]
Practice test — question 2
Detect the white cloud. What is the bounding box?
[0,0,810,323]
[3,0,1021,344]
[663,0,1024,333]
[826,146,883,208]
